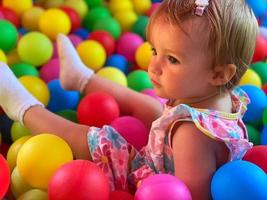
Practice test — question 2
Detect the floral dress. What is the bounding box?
[87,87,252,191]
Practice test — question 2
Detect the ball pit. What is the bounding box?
[39,58,60,83]
[17,189,48,200]
[127,70,153,92]
[11,121,31,142]
[21,6,44,31]
[2,0,32,16]
[10,62,39,78]
[0,154,10,199]
[0,19,18,53]
[0,6,20,28]
[106,54,129,74]
[97,67,127,86]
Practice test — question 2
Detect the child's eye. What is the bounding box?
[151,47,157,56]
[167,55,179,64]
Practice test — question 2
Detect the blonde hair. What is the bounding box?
[147,0,258,90]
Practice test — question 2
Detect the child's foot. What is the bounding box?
[57,34,94,93]
[0,62,43,124]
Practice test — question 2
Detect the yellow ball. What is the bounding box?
[7,136,32,172]
[0,49,7,63]
[109,0,133,15]
[11,121,31,142]
[135,42,152,70]
[132,0,152,15]
[45,0,64,8]
[39,8,71,41]
[97,67,127,86]
[3,0,33,16]
[114,11,138,32]
[63,0,88,18]
[22,7,44,31]
[19,76,50,106]
[17,134,73,189]
[11,166,33,198]
[239,68,262,88]
[17,189,48,200]
[77,40,106,70]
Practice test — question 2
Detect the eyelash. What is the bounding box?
[151,48,180,65]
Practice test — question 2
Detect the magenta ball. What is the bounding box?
[110,116,149,150]
[68,34,83,47]
[146,3,161,17]
[48,160,110,200]
[116,32,144,62]
[135,174,192,200]
[40,58,60,83]
[52,42,58,58]
[141,88,167,105]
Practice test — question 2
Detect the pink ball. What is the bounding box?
[141,88,167,105]
[52,42,58,58]
[116,32,144,62]
[68,34,83,47]
[40,58,60,83]
[110,116,149,150]
[135,174,192,200]
[48,160,110,200]
[146,3,161,17]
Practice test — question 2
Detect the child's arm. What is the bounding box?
[172,122,219,200]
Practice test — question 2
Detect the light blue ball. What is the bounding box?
[211,160,267,200]
[105,54,129,74]
[47,79,80,113]
[246,0,267,18]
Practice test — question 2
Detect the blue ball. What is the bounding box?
[261,126,267,145]
[211,160,267,200]
[47,79,80,113]
[105,54,129,74]
[239,85,267,124]
[152,0,162,2]
[246,0,267,18]
[73,28,90,40]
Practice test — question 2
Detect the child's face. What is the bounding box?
[148,17,217,103]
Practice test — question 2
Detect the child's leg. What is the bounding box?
[57,34,163,128]
[0,63,90,159]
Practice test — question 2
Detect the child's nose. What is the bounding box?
[148,58,162,75]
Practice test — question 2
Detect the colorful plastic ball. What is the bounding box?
[57,109,77,123]
[135,174,192,200]
[245,124,261,145]
[39,8,71,40]
[77,40,106,70]
[2,0,32,16]
[6,49,21,65]
[63,0,88,18]
[246,0,267,18]
[239,68,262,88]
[17,32,53,66]
[11,166,33,198]
[17,134,73,189]
[261,126,267,145]
[68,34,83,47]
[97,67,127,86]
[43,0,64,8]
[110,190,134,200]
[146,3,161,17]
[127,70,153,92]
[135,42,152,70]
[117,32,144,62]
[0,20,18,53]
[211,160,267,200]
[252,35,267,62]
[106,54,129,74]
[0,6,20,28]
[11,121,31,142]
[84,0,103,8]
[88,30,115,56]
[132,0,152,15]
[0,49,7,63]
[18,189,48,200]
[93,17,121,40]
[251,62,267,84]
[10,63,39,78]
[132,16,148,39]
[0,154,10,199]
[73,28,89,40]
[77,92,120,127]
[47,79,80,113]
[141,88,167,105]
[48,160,110,200]
[40,58,60,83]
[114,11,138,32]
[19,76,50,106]
[21,6,44,31]
[108,0,133,15]
[110,116,149,150]
[60,6,81,32]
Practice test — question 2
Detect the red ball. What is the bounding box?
[88,30,116,56]
[48,160,110,200]
[0,7,20,28]
[243,145,267,173]
[110,190,134,200]
[262,83,267,95]
[60,6,81,32]
[252,35,267,62]
[77,92,120,127]
[0,154,10,199]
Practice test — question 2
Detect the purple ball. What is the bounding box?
[135,174,192,200]
[116,32,144,62]
[110,116,149,150]
[40,58,60,83]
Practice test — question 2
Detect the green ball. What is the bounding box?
[262,108,267,126]
[11,121,31,142]
[132,15,148,40]
[84,0,103,8]
[246,124,261,145]
[93,17,121,39]
[251,62,267,84]
[11,63,39,78]
[17,32,53,66]
[0,20,18,53]
[127,70,153,92]
[82,6,110,31]
[57,109,77,123]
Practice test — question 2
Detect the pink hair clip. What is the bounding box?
[195,0,209,16]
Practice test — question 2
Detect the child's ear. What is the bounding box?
[210,64,236,86]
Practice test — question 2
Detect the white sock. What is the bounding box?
[57,34,94,93]
[0,62,44,124]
